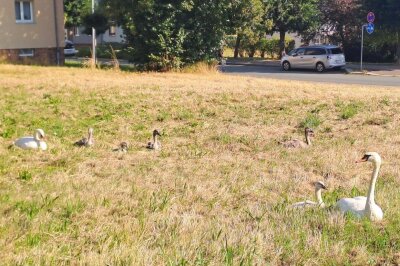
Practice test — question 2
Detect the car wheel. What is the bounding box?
[316,62,325,73]
[282,61,291,71]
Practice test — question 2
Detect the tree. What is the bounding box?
[81,12,109,36]
[264,0,320,57]
[225,0,266,58]
[100,0,186,70]
[101,0,228,70]
[319,0,362,54]
[364,0,400,63]
[179,0,228,63]
[64,0,91,28]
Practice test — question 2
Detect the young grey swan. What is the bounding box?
[113,142,129,152]
[292,181,327,208]
[281,127,314,148]
[146,129,161,150]
[74,128,94,147]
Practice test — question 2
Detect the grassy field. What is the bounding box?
[1,64,400,265]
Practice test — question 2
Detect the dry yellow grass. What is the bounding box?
[0,64,400,265]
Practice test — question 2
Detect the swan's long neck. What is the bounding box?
[315,188,323,206]
[153,134,157,143]
[88,131,93,142]
[34,132,41,142]
[305,133,311,146]
[366,161,381,207]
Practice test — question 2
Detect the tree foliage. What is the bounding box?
[364,0,400,63]
[64,0,90,27]
[319,0,362,47]
[319,0,400,62]
[264,0,320,56]
[101,0,228,70]
[225,0,267,58]
[81,12,109,36]
[62,0,399,67]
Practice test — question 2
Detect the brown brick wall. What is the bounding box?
[0,48,64,66]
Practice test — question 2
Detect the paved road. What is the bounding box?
[221,64,400,87]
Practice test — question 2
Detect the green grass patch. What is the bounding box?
[299,113,321,128]
[18,170,33,181]
[338,102,363,120]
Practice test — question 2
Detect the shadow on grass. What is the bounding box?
[64,60,138,72]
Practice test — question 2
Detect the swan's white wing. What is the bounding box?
[14,137,39,150]
[336,197,366,218]
[371,204,383,221]
[39,141,48,151]
[353,196,367,201]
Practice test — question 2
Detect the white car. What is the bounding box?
[64,40,78,57]
[281,45,346,72]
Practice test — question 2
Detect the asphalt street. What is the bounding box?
[221,64,400,87]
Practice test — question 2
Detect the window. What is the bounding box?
[305,48,326,55]
[288,49,297,56]
[296,48,305,56]
[109,24,116,37]
[74,26,80,37]
[329,48,343,54]
[19,49,34,57]
[15,1,33,23]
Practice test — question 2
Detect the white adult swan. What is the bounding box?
[336,152,383,221]
[146,129,161,150]
[292,181,327,208]
[74,128,94,147]
[12,129,47,150]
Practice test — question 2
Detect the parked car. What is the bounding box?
[64,40,78,57]
[281,45,346,72]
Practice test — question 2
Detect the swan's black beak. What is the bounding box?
[356,154,370,163]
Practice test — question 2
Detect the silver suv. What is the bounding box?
[281,45,346,72]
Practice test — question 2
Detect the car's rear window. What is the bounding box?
[329,48,343,54]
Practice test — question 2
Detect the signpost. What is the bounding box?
[367,12,375,23]
[361,12,375,71]
[366,23,375,34]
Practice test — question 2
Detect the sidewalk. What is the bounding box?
[227,58,400,77]
[345,63,400,77]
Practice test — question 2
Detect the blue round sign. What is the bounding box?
[366,23,374,34]
[367,12,375,23]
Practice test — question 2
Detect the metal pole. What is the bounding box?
[53,0,60,65]
[92,0,96,65]
[360,24,365,72]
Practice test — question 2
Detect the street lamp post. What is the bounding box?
[92,0,96,65]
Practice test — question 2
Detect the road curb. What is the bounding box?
[346,69,400,78]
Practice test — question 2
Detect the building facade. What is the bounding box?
[0,0,65,65]
[66,25,125,46]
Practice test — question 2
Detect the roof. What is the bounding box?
[299,45,341,49]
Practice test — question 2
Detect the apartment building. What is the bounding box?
[0,0,64,65]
